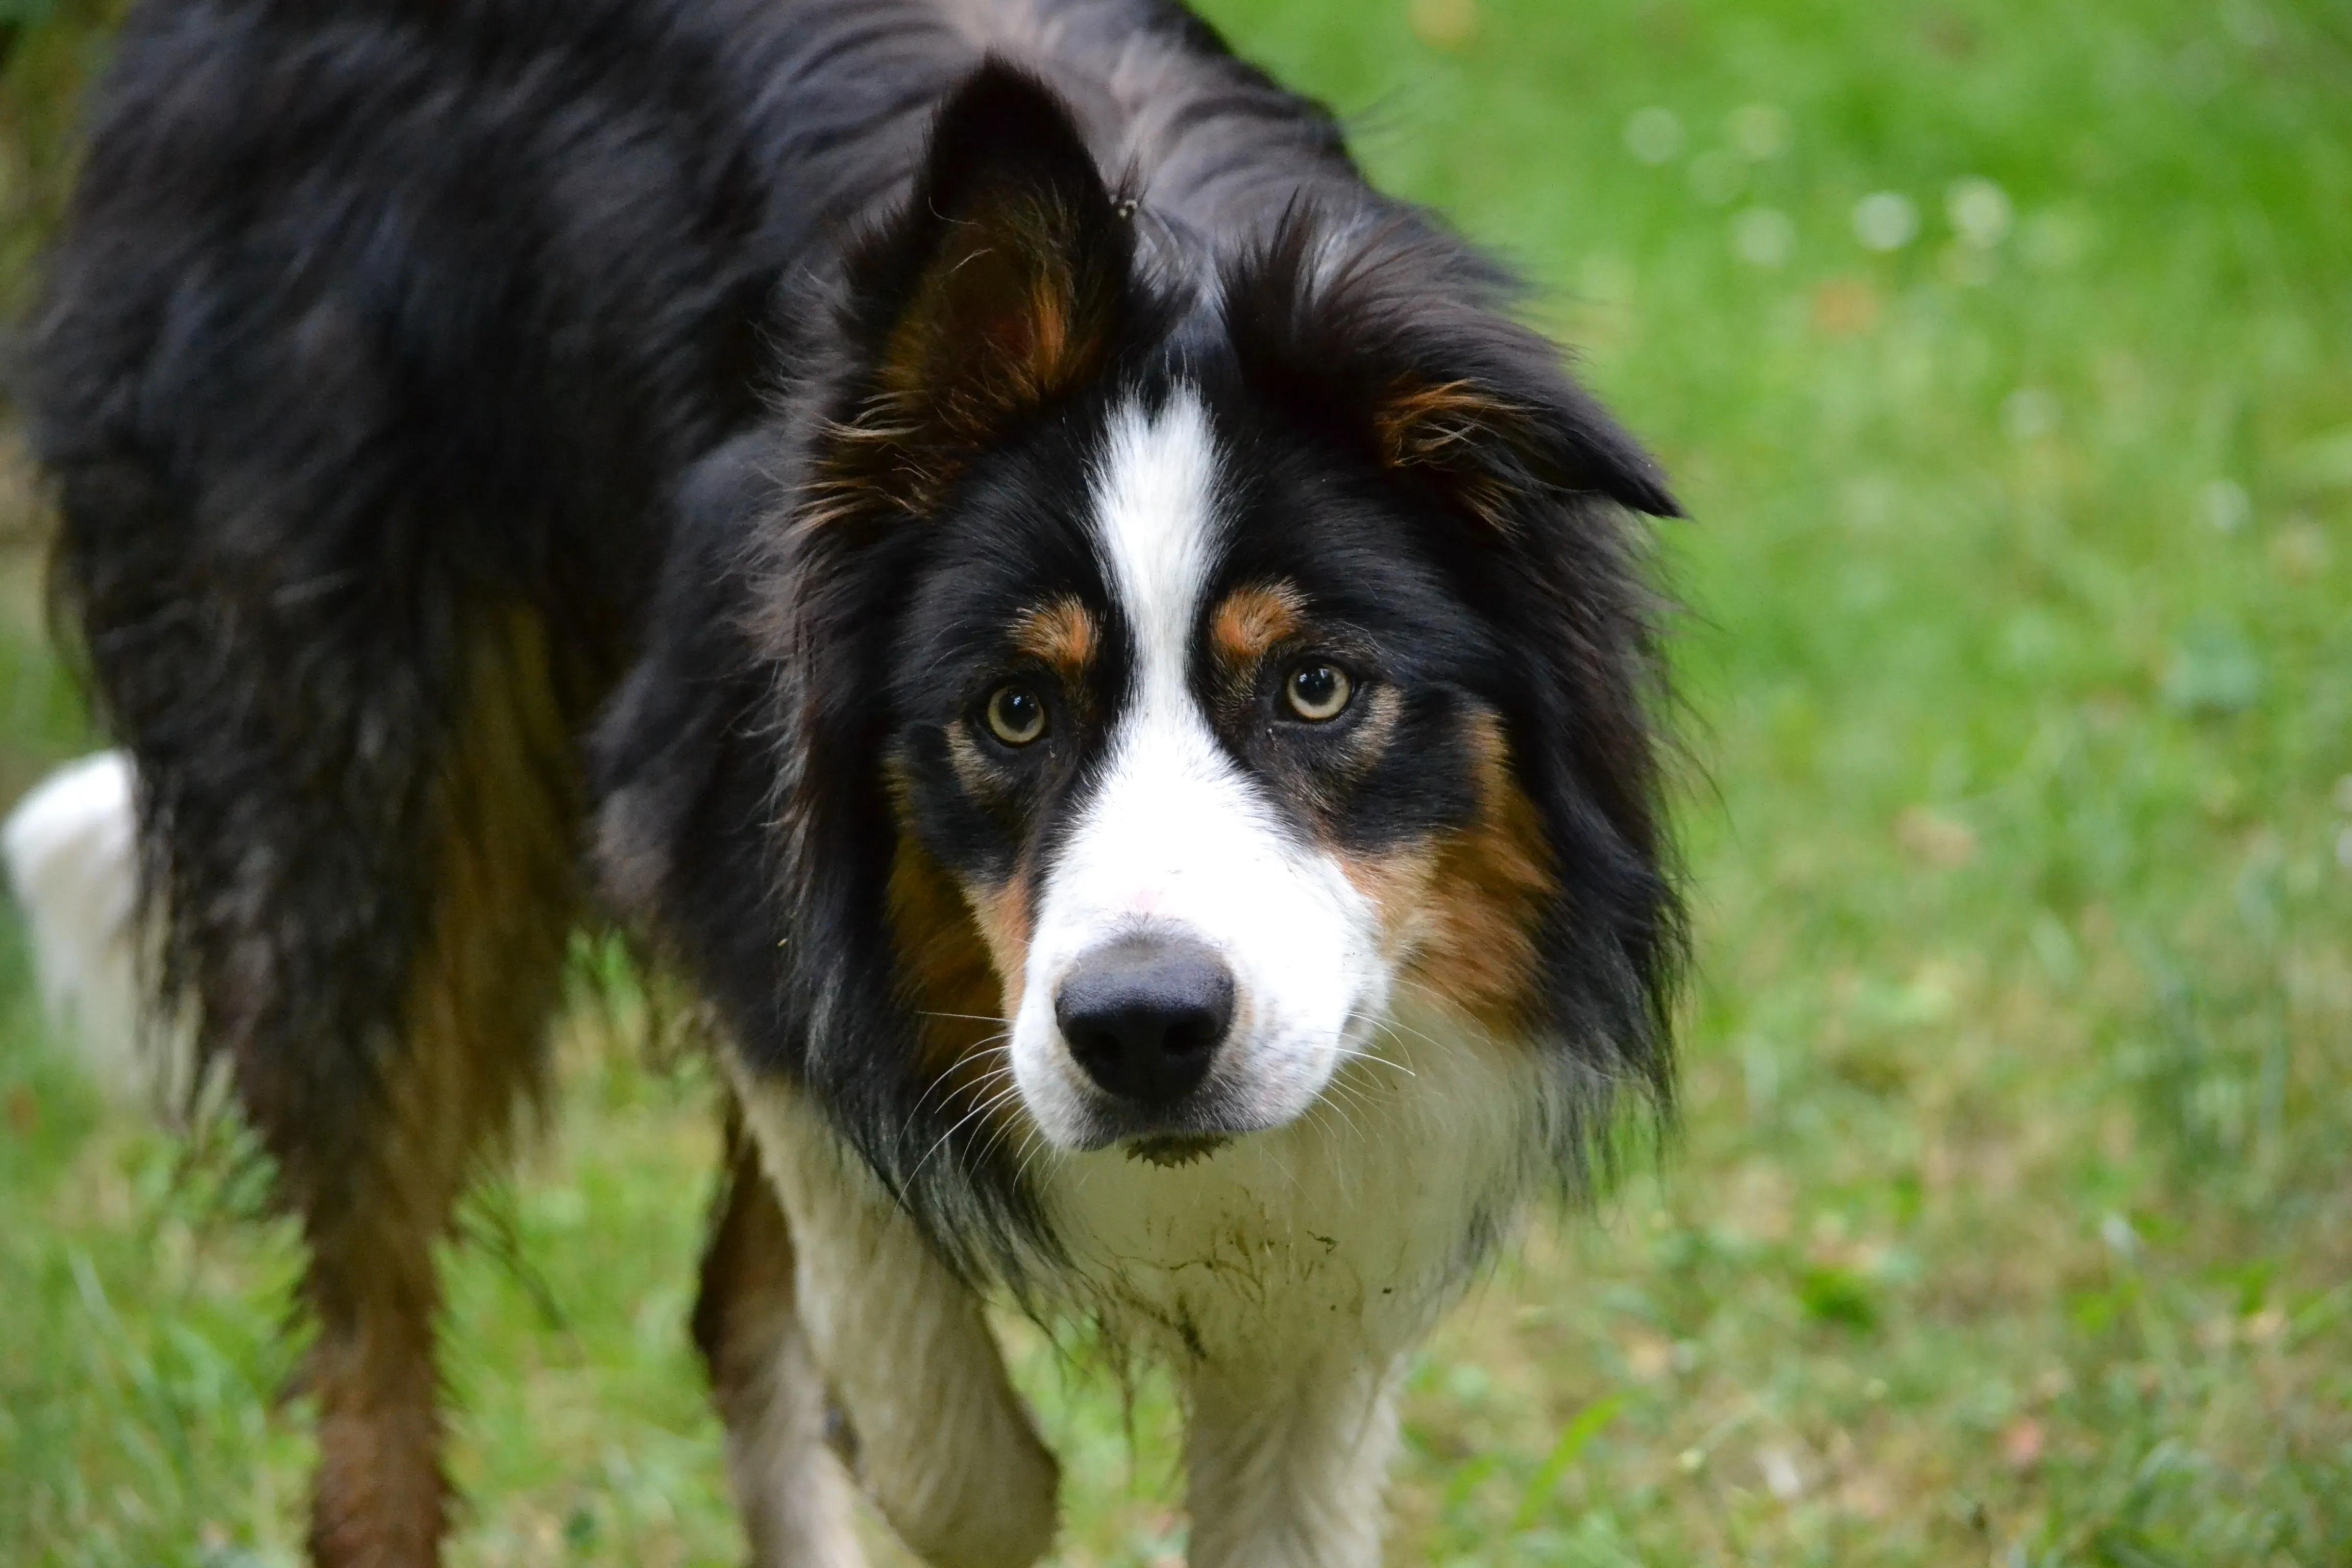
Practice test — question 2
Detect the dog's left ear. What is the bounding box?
[1224,217,1681,522]
[1368,363,1682,525]
[846,61,1134,446]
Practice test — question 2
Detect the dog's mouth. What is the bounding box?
[1123,1132,1231,1168]
[1051,1070,1286,1155]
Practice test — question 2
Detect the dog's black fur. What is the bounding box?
[26,1,1681,1560]
[598,41,1681,1286]
[33,0,823,1154]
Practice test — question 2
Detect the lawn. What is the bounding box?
[3,0,2349,1563]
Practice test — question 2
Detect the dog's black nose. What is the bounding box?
[1055,937,1235,1107]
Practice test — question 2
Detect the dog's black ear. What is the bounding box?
[1224,214,1680,522]
[848,62,1133,443]
[1369,368,1682,525]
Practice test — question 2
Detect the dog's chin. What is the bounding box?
[1033,1082,1294,1157]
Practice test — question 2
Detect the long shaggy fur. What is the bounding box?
[21,2,1684,1563]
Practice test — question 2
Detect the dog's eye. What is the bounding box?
[1283,661,1353,722]
[983,683,1048,746]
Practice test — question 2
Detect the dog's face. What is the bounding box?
[891,381,1546,1154]
[752,66,1680,1218]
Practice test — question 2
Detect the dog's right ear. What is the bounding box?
[843,62,1134,453]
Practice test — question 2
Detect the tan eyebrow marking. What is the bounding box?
[1010,595,1099,678]
[1210,581,1307,668]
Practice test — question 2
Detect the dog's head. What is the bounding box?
[622,63,1681,1254]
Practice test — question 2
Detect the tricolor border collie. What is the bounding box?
[10,0,1683,1562]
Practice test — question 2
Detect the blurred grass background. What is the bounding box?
[4,0,2350,1563]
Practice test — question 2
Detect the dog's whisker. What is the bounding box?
[903,1044,1026,1183]
[905,1040,1016,1124]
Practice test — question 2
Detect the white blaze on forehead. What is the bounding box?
[1007,386,1389,1148]
[1090,388,1222,704]
[1065,386,1252,927]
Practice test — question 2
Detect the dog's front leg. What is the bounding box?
[1183,1351,1403,1568]
[695,1109,868,1568]
[736,1078,1060,1568]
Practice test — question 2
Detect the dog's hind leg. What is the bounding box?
[170,610,590,1568]
[694,1105,868,1568]
[286,612,586,1567]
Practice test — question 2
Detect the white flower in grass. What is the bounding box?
[1728,103,1792,161]
[1623,106,1683,165]
[1731,206,1796,267]
[1947,177,2014,248]
[1853,190,1920,252]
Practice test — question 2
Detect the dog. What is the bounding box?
[12,0,1683,1563]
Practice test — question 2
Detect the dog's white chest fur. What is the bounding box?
[1033,998,1548,1367]
[736,998,1554,1567]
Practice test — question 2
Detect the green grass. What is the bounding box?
[5,0,2351,1562]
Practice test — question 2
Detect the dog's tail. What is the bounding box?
[3,750,200,1114]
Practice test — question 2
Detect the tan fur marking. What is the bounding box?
[1012,595,1100,679]
[881,199,1103,433]
[306,608,582,1568]
[1335,841,1440,961]
[1210,582,1306,669]
[967,879,1033,1018]
[804,191,1115,533]
[1374,380,1517,469]
[1019,268,1074,399]
[1345,710,1554,1037]
[886,836,1032,1147]
[943,725,998,803]
[794,405,933,532]
[1374,380,1525,531]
